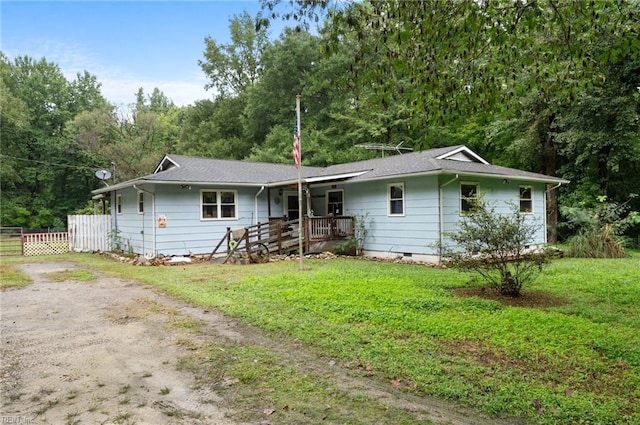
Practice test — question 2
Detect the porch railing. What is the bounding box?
[209,215,355,262]
[306,216,354,240]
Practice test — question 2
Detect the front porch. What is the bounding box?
[209,215,355,263]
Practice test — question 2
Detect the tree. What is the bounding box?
[199,12,269,96]
[442,201,550,297]
[261,0,640,241]
[242,29,322,145]
[177,96,249,160]
[557,60,640,204]
[0,53,108,228]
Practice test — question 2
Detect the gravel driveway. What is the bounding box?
[1,262,235,425]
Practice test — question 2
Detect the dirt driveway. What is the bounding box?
[1,262,516,425]
[1,262,236,425]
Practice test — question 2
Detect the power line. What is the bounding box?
[0,154,108,172]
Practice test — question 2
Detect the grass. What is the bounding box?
[3,252,639,424]
[0,234,23,256]
[0,260,32,289]
[45,269,96,282]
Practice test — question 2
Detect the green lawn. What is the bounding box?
[4,253,639,424]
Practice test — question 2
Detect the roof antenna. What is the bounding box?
[356,141,413,157]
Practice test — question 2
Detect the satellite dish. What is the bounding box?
[95,169,112,180]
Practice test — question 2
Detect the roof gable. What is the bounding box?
[154,155,180,173]
[435,146,489,164]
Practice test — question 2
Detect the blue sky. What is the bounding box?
[1,1,285,107]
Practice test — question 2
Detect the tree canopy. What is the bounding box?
[1,0,638,239]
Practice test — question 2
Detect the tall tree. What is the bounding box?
[557,59,640,205]
[0,54,109,228]
[177,96,249,160]
[199,12,269,96]
[69,88,181,183]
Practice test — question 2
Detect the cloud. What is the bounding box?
[101,76,211,107]
[5,38,211,107]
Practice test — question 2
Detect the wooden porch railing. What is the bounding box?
[305,216,354,240]
[208,216,354,263]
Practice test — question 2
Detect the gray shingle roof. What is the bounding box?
[93,145,567,195]
[150,154,322,184]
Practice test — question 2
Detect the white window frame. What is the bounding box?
[387,182,405,217]
[116,194,122,215]
[519,185,534,214]
[460,182,479,215]
[326,189,344,216]
[137,191,144,214]
[200,189,238,220]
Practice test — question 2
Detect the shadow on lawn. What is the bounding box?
[452,287,567,308]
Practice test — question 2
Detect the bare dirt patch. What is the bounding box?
[1,262,231,425]
[1,262,523,425]
[452,287,567,308]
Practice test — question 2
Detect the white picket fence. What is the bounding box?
[68,214,112,252]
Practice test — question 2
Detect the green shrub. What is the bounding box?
[562,196,640,258]
[333,237,357,255]
[441,200,550,297]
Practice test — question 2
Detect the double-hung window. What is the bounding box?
[117,194,122,214]
[201,190,237,220]
[519,186,533,213]
[460,183,479,214]
[388,183,405,216]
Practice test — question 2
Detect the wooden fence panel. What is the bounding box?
[68,215,112,252]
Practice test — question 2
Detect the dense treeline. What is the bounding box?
[1,1,639,243]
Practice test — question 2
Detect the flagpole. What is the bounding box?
[296,94,303,271]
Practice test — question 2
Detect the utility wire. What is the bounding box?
[0,154,109,172]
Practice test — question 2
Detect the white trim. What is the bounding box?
[460,181,479,215]
[387,182,405,217]
[305,171,369,183]
[91,170,569,196]
[436,146,489,164]
[153,155,181,173]
[200,189,238,221]
[519,185,534,214]
[137,191,144,214]
[326,189,344,215]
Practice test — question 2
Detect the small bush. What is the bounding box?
[441,200,550,297]
[333,237,357,256]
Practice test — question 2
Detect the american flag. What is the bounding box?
[292,120,300,168]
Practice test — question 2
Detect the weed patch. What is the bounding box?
[0,263,32,290]
[45,269,96,282]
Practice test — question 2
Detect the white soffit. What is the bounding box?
[305,171,370,184]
